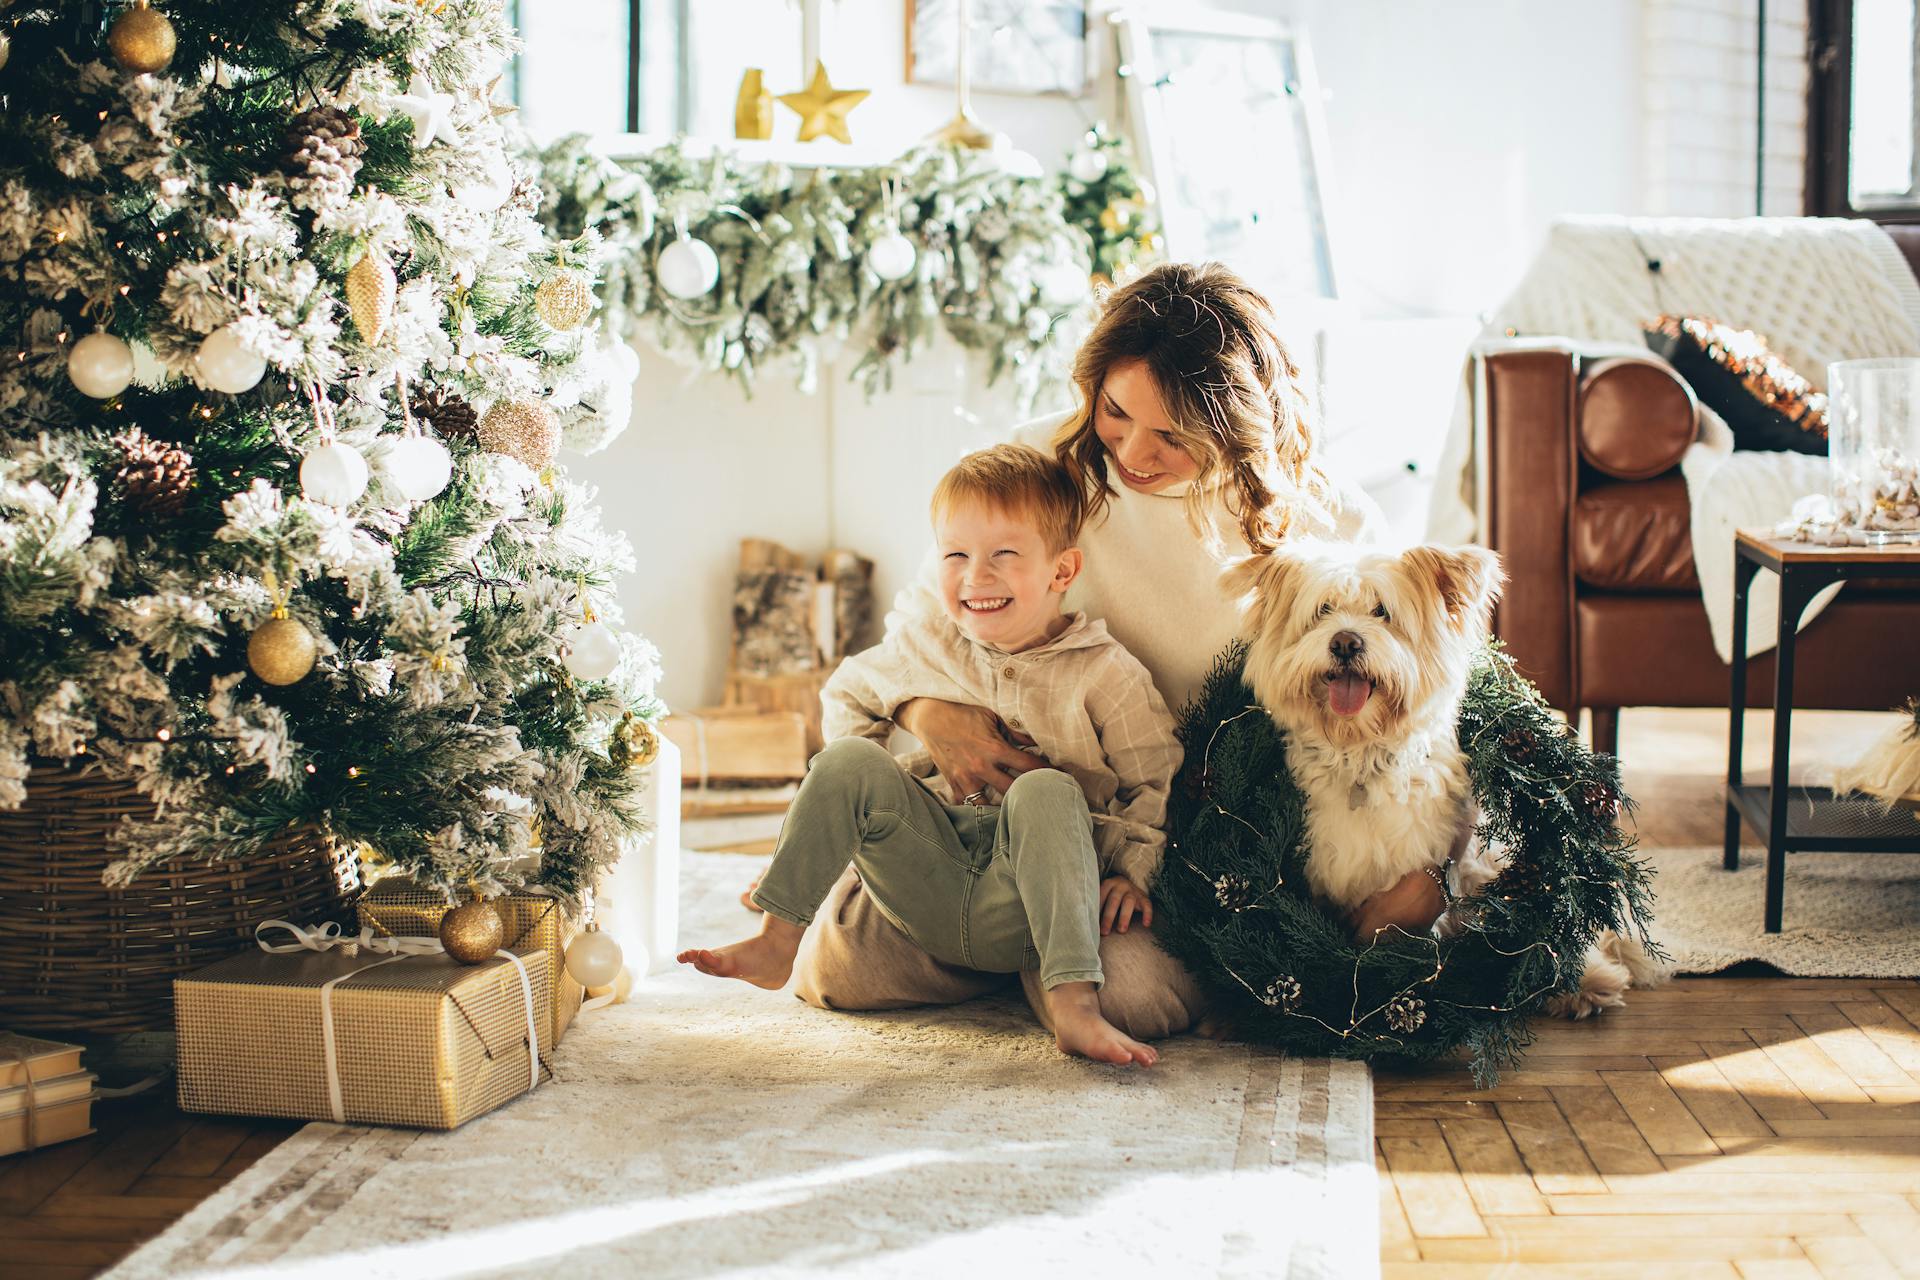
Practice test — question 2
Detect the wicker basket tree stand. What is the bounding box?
[0,762,361,1035]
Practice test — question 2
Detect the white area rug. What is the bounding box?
[108,854,1378,1280]
[1647,844,1920,977]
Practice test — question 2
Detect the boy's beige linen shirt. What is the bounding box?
[822,611,1184,891]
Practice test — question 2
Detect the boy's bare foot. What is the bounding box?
[676,914,803,990]
[1044,981,1158,1067]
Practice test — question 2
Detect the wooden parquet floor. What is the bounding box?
[1377,707,1920,1278]
[0,709,1911,1278]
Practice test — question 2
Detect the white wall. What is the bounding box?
[577,0,1725,710]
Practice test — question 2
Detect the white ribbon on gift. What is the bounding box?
[254,919,541,1124]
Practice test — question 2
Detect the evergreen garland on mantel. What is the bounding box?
[1158,643,1662,1085]
[534,136,1099,408]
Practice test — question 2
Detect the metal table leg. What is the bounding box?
[1725,555,1760,871]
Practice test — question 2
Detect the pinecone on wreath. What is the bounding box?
[1384,993,1427,1034]
[284,105,364,213]
[111,428,195,518]
[410,388,479,441]
[1581,781,1622,825]
[1213,873,1255,911]
[1502,727,1538,764]
[1261,974,1302,1013]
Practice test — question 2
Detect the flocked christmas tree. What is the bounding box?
[0,1,660,909]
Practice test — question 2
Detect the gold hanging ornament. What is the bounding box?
[478,398,560,470]
[439,897,505,964]
[107,1,177,74]
[248,569,316,686]
[734,68,773,140]
[345,251,397,345]
[777,61,869,144]
[609,711,659,771]
[534,271,594,331]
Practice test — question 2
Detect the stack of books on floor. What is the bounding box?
[0,1031,98,1156]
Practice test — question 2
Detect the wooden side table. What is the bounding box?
[1724,531,1920,933]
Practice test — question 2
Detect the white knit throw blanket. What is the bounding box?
[1429,215,1920,661]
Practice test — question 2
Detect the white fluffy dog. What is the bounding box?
[1227,541,1659,1018]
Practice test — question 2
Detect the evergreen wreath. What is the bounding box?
[1158,643,1662,1085]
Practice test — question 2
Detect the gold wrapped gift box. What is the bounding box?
[356,880,584,1047]
[175,945,550,1130]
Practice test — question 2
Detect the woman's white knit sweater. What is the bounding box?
[886,413,1384,713]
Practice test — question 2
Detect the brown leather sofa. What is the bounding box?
[1478,224,1920,758]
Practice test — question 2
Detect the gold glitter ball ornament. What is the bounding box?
[107,2,177,74]
[478,398,560,470]
[609,711,659,770]
[439,898,506,964]
[345,252,397,345]
[248,616,317,686]
[535,271,594,331]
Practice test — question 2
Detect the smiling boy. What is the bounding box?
[678,444,1183,1067]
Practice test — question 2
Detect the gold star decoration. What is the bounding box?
[777,61,869,144]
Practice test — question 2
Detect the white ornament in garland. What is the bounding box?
[67,331,135,398]
[657,235,720,300]
[194,325,267,394]
[1038,261,1088,308]
[1068,147,1109,184]
[299,440,369,507]
[867,224,917,282]
[563,620,622,680]
[384,434,452,502]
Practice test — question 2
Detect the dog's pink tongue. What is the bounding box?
[1328,674,1372,717]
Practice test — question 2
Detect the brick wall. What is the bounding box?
[1645,0,1809,216]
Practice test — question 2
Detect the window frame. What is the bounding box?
[1807,0,1920,222]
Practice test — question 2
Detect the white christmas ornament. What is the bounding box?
[1068,148,1109,184]
[394,73,455,149]
[1039,261,1089,308]
[385,434,452,502]
[67,332,135,398]
[868,227,918,282]
[299,441,369,507]
[656,236,720,299]
[193,325,267,394]
[456,153,514,213]
[563,620,622,680]
[565,925,623,988]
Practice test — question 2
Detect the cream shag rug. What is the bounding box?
[109,854,1378,1280]
[1647,844,1920,977]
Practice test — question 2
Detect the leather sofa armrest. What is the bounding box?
[1477,346,1579,711]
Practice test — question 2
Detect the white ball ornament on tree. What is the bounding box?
[867,225,917,282]
[384,434,452,502]
[564,923,623,988]
[455,153,515,213]
[299,441,369,507]
[67,332,135,398]
[1039,261,1089,308]
[194,325,267,394]
[656,236,720,299]
[563,620,622,680]
[1068,147,1109,184]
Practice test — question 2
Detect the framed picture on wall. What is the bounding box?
[1117,10,1338,300]
[907,0,1089,96]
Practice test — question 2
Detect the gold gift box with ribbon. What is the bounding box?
[356,880,583,1047]
[175,924,550,1130]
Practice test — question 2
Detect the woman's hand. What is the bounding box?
[896,697,1046,800]
[1348,867,1445,944]
[1100,876,1153,934]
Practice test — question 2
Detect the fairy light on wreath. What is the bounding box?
[1154,641,1661,1084]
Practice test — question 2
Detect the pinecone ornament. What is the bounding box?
[1260,974,1302,1013]
[112,429,194,517]
[1502,727,1538,765]
[1213,873,1255,911]
[1384,993,1427,1034]
[410,388,479,440]
[1581,781,1622,825]
[284,105,364,213]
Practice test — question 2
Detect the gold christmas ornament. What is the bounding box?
[534,271,594,331]
[777,61,869,144]
[345,251,397,345]
[248,617,316,686]
[1099,203,1132,234]
[478,398,560,470]
[439,898,506,964]
[107,1,177,74]
[609,711,659,771]
[734,68,773,140]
